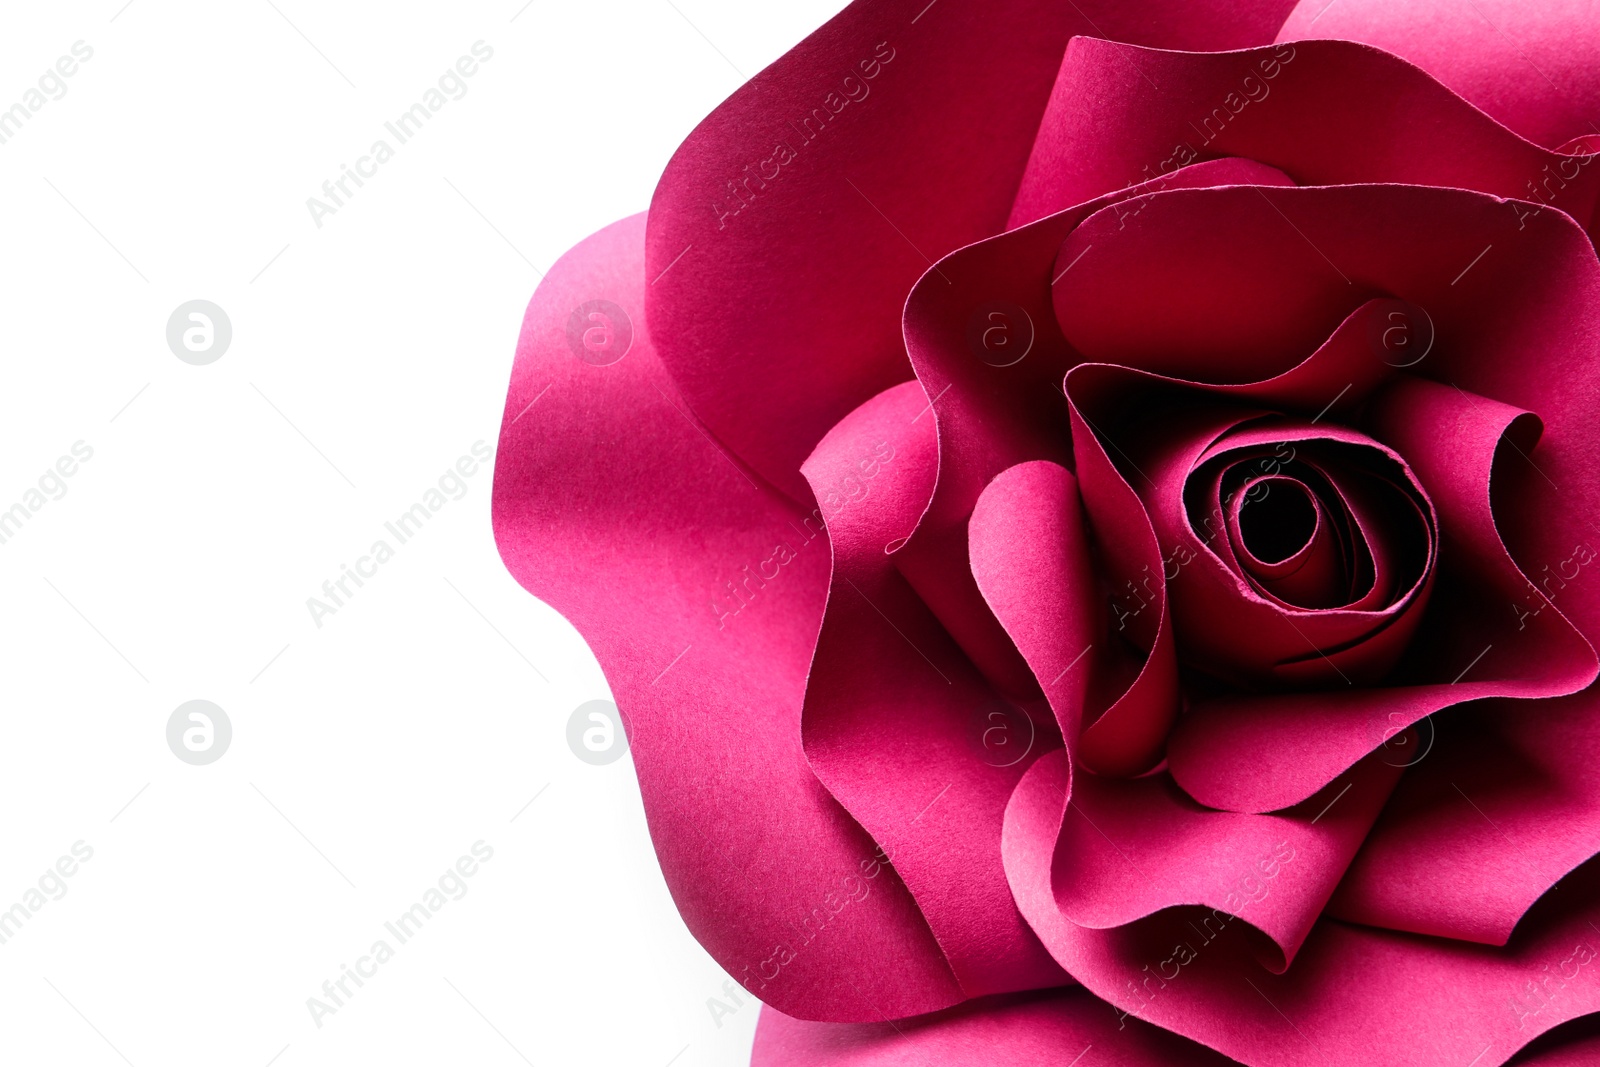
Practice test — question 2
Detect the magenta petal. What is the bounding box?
[968,462,1100,746]
[895,159,1296,771]
[1012,38,1600,227]
[1056,755,1400,974]
[491,215,961,1020]
[751,987,1238,1067]
[645,0,1303,501]
[1279,0,1600,148]
[800,382,1066,999]
[967,459,1184,778]
[1005,750,1600,1067]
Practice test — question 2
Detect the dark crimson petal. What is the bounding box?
[1064,377,1438,689]
[1329,698,1600,945]
[645,0,1300,501]
[1224,475,1345,608]
[1322,376,1600,943]
[1279,0,1600,148]
[1004,750,1600,1067]
[491,215,961,1020]
[1052,212,1354,386]
[1010,38,1600,227]
[751,987,1239,1067]
[1046,183,1599,810]
[1516,1028,1600,1067]
[1062,385,1181,776]
[799,383,1066,999]
[1167,380,1594,813]
[1203,445,1428,614]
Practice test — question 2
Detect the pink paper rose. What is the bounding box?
[492,2,1600,1064]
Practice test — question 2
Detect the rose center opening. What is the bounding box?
[1237,481,1317,564]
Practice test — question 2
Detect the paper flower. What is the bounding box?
[492,2,1600,1063]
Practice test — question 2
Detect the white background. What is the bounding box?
[0,2,846,1064]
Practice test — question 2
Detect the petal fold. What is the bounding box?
[801,383,1066,1000]
[1005,749,1600,1067]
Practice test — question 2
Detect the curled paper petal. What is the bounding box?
[968,462,1100,747]
[644,0,1300,500]
[900,159,1297,769]
[896,157,1295,700]
[1004,749,1600,1067]
[751,987,1238,1067]
[1328,695,1600,946]
[1165,379,1595,812]
[492,215,963,1020]
[800,382,1066,999]
[1278,0,1600,148]
[1045,181,1600,808]
[1012,38,1600,227]
[1054,751,1401,973]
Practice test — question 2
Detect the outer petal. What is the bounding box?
[1279,0,1600,149]
[645,0,1300,500]
[751,988,1238,1067]
[799,383,1066,999]
[756,1004,1600,1067]
[1005,750,1600,1067]
[491,214,960,1019]
[1011,38,1600,227]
